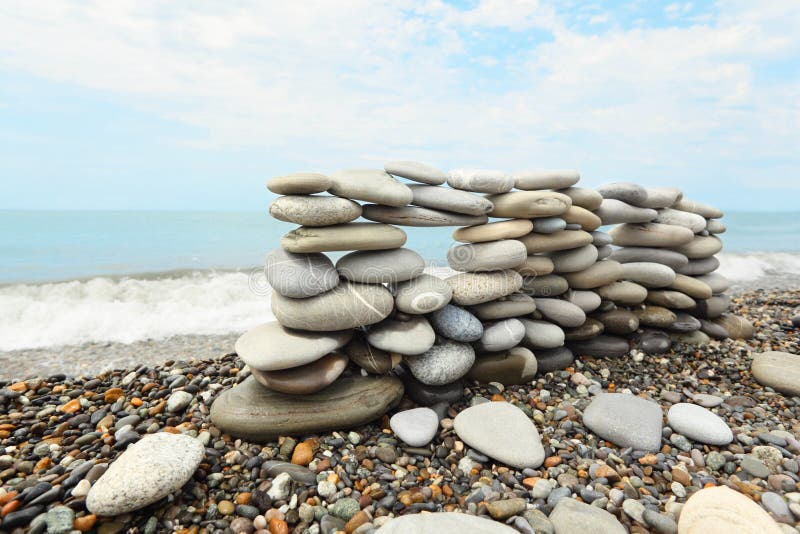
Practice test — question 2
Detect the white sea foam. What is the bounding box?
[717,252,800,283]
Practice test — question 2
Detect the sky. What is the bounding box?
[1,0,798,211]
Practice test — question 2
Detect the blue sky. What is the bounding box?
[1,0,798,211]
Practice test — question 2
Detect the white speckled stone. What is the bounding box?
[447,168,514,194]
[678,486,782,534]
[384,161,446,185]
[405,340,475,385]
[512,170,580,190]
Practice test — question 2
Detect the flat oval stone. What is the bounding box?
[336,248,424,284]
[513,170,579,190]
[565,318,604,341]
[596,245,613,259]
[269,195,361,226]
[362,204,488,227]
[534,298,586,328]
[667,403,733,445]
[447,270,523,305]
[377,512,517,533]
[447,240,527,272]
[563,260,623,289]
[677,256,719,275]
[86,433,204,516]
[211,375,404,442]
[591,231,613,246]
[532,217,567,234]
[698,318,728,338]
[563,206,602,231]
[519,230,593,253]
[568,335,630,358]
[654,208,706,233]
[671,330,710,345]
[367,316,435,355]
[565,290,602,312]
[454,402,545,468]
[597,281,648,305]
[344,334,401,374]
[328,169,412,207]
[550,498,626,534]
[265,248,339,298]
[692,295,730,318]
[647,290,696,309]
[406,340,475,385]
[394,273,452,314]
[547,244,598,273]
[267,173,332,195]
[236,322,352,371]
[637,187,682,209]
[672,198,723,219]
[515,255,555,277]
[620,262,676,288]
[694,272,730,294]
[520,319,565,349]
[429,305,483,342]
[384,161,446,185]
[558,187,603,210]
[751,351,800,396]
[389,407,439,446]
[610,247,689,269]
[522,274,569,296]
[594,309,640,335]
[674,235,723,259]
[635,306,678,328]
[597,182,648,204]
[447,168,514,194]
[409,184,493,216]
[282,223,406,253]
[476,318,526,352]
[488,191,572,218]
[272,281,393,331]
[583,393,663,451]
[453,219,533,243]
[536,347,574,372]
[610,223,694,248]
[251,352,348,395]
[670,274,713,299]
[706,219,726,234]
[678,486,782,534]
[469,293,537,320]
[469,347,537,385]
[636,329,672,354]
[396,366,464,406]
[595,199,657,225]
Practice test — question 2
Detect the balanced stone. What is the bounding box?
[265,248,339,298]
[272,281,393,331]
[488,191,571,218]
[282,223,406,253]
[453,402,544,468]
[583,393,663,451]
[251,352,348,395]
[515,255,555,277]
[453,219,533,243]
[706,219,726,234]
[751,351,800,396]
[636,329,672,354]
[269,195,361,226]
[389,407,439,447]
[469,347,537,385]
[520,319,565,349]
[635,306,678,328]
[672,198,723,219]
[597,182,648,204]
[377,512,517,533]
[447,270,523,305]
[362,204,488,227]
[558,187,603,210]
[654,208,706,233]
[235,322,352,371]
[344,334,402,374]
[86,433,204,516]
[678,486,782,534]
[595,309,640,335]
[470,293,537,320]
[620,262,676,288]
[674,235,723,259]
[698,318,728,338]
[667,403,733,445]
[563,206,602,231]
[405,340,476,385]
[677,256,719,275]
[519,230,593,253]
[476,318,526,352]
[536,347,574,372]
[367,316,435,355]
[211,375,404,441]
[384,161,446,185]
[522,274,569,296]
[336,248,424,284]
[513,170,579,190]
[637,187,682,209]
[447,168,514,194]
[396,366,464,406]
[565,289,602,312]
[692,295,730,318]
[328,169,412,207]
[409,184,493,216]
[550,498,627,534]
[610,223,694,248]
[563,260,624,289]
[547,244,598,273]
[694,272,730,294]
[671,330,710,346]
[267,173,331,195]
[647,290,696,309]
[447,239,527,272]
[394,274,452,314]
[565,318,604,341]
[595,199,657,225]
[596,244,613,260]
[429,305,483,342]
[534,298,586,328]
[591,231,613,246]
[597,281,648,305]
[670,274,712,299]
[610,247,689,269]
[568,335,630,358]
[531,217,567,234]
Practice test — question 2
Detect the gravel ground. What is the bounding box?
[0,289,798,533]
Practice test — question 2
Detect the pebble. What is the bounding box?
[678,486,782,533]
[666,403,733,445]
[583,393,663,451]
[389,407,439,447]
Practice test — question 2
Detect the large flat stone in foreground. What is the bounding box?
[377,511,517,533]
[211,376,403,442]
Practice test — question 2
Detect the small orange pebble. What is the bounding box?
[292,440,315,466]
[577,469,588,478]
[703,482,716,488]
[326,472,339,485]
[0,431,9,439]
[130,397,143,407]
[163,426,181,434]
[522,477,539,489]
[235,492,251,505]
[141,383,157,394]
[268,518,289,534]
[638,454,658,466]
[148,401,166,416]
[9,382,27,393]
[52,385,66,394]
[104,388,124,403]
[73,514,97,532]
[607,383,616,391]
[544,456,562,468]
[0,491,16,507]
[1,499,20,517]
[442,485,453,498]
[34,458,51,472]
[491,394,505,402]
[60,399,81,414]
